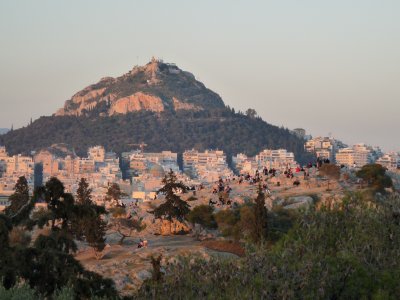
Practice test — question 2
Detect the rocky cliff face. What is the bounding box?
[55,58,223,116]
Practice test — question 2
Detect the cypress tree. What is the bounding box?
[74,178,107,255]
[76,178,93,205]
[251,183,268,244]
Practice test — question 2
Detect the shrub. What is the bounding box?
[214,208,243,240]
[8,226,31,247]
[187,205,216,229]
[356,164,393,193]
[0,284,38,300]
[134,193,400,299]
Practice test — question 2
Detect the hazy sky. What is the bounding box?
[0,1,399,151]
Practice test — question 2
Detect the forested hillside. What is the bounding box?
[0,109,313,163]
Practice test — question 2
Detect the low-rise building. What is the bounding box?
[183,149,232,181]
[256,149,296,169]
[335,143,375,168]
[305,136,338,161]
[377,152,399,171]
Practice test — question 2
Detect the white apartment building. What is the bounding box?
[183,149,231,180]
[376,153,399,171]
[305,137,337,161]
[124,150,179,177]
[232,153,259,175]
[256,149,296,169]
[336,144,374,168]
[143,151,179,173]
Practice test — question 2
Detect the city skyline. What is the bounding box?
[0,1,399,151]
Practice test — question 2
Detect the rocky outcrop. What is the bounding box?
[159,219,191,235]
[53,58,225,117]
[55,87,109,116]
[109,92,164,115]
[173,97,202,111]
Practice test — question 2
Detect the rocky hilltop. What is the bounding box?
[0,60,313,163]
[56,57,225,117]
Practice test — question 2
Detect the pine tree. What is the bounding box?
[105,183,125,206]
[153,170,190,233]
[5,176,30,217]
[85,212,107,256]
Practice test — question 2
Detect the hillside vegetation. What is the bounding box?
[136,192,400,299]
[0,109,313,163]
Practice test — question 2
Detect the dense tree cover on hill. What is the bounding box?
[0,108,314,163]
[136,192,400,299]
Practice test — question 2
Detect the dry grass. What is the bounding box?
[201,240,245,257]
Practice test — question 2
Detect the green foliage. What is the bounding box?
[251,184,268,244]
[53,286,75,300]
[0,108,314,164]
[108,207,145,245]
[0,177,119,299]
[357,164,393,192]
[135,192,400,299]
[76,178,93,205]
[0,283,38,300]
[150,255,163,282]
[105,183,125,206]
[5,176,30,217]
[109,206,126,218]
[110,217,145,245]
[8,226,31,247]
[268,206,297,242]
[187,205,216,229]
[73,178,107,253]
[214,209,241,239]
[153,170,190,223]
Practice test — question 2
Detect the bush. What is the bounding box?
[214,208,241,239]
[187,205,216,229]
[134,193,400,299]
[8,226,31,247]
[356,164,393,193]
[0,284,38,300]
[109,207,126,218]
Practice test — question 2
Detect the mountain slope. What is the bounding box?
[0,110,312,163]
[0,59,313,163]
